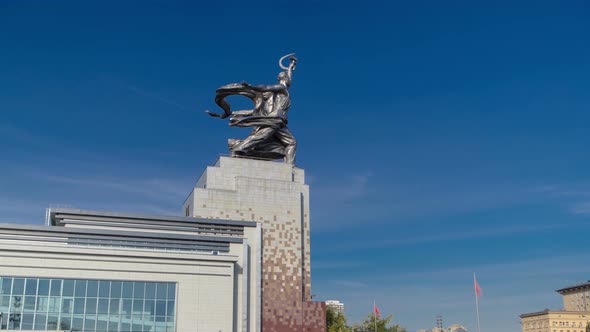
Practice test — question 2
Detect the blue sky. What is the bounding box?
[1,1,589,331]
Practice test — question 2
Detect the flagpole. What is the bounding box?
[474,273,481,332]
[373,300,377,332]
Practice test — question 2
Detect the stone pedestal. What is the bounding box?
[184,156,325,332]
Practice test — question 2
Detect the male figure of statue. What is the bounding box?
[230,57,297,164]
[208,54,298,165]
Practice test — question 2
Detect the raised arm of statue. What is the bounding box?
[286,57,296,82]
[243,82,287,93]
[279,53,297,84]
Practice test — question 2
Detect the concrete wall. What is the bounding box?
[562,289,590,311]
[521,311,590,332]
[0,240,237,332]
[185,157,325,332]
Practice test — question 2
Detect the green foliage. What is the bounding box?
[326,306,349,332]
[327,306,337,328]
[586,322,590,332]
[359,313,407,332]
[326,307,407,332]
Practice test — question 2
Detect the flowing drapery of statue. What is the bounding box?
[206,54,298,164]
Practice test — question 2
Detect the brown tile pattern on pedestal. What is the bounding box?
[304,301,327,332]
[263,301,326,332]
[261,213,325,332]
[195,205,325,331]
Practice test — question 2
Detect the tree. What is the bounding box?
[326,306,337,329]
[585,321,589,332]
[326,306,349,332]
[359,313,407,332]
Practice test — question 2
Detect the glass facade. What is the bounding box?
[68,237,230,254]
[0,277,176,331]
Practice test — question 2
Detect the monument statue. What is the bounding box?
[206,54,298,164]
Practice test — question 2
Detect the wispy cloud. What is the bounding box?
[313,260,370,270]
[0,124,64,151]
[570,201,590,214]
[0,196,64,217]
[0,197,35,213]
[99,75,194,112]
[122,84,194,112]
[312,171,373,202]
[358,222,574,249]
[387,253,590,283]
[333,280,367,288]
[536,183,590,216]
[0,196,50,224]
[312,176,547,231]
[13,168,193,217]
[317,219,587,254]
[0,125,127,167]
[40,174,189,201]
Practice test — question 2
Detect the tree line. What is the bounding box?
[326,306,407,332]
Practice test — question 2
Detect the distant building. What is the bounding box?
[417,324,467,332]
[521,310,589,332]
[520,281,590,332]
[326,300,344,314]
[557,281,590,311]
[446,324,468,332]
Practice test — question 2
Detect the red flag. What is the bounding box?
[474,276,483,297]
[373,303,381,318]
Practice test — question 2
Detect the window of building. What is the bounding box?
[0,276,176,331]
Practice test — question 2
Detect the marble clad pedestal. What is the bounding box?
[184,156,325,332]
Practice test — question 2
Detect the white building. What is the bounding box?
[0,208,260,331]
[418,324,468,332]
[326,300,344,314]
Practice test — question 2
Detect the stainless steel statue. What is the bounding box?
[207,54,298,164]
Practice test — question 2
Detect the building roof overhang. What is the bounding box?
[520,309,590,318]
[556,281,590,294]
[48,207,257,228]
